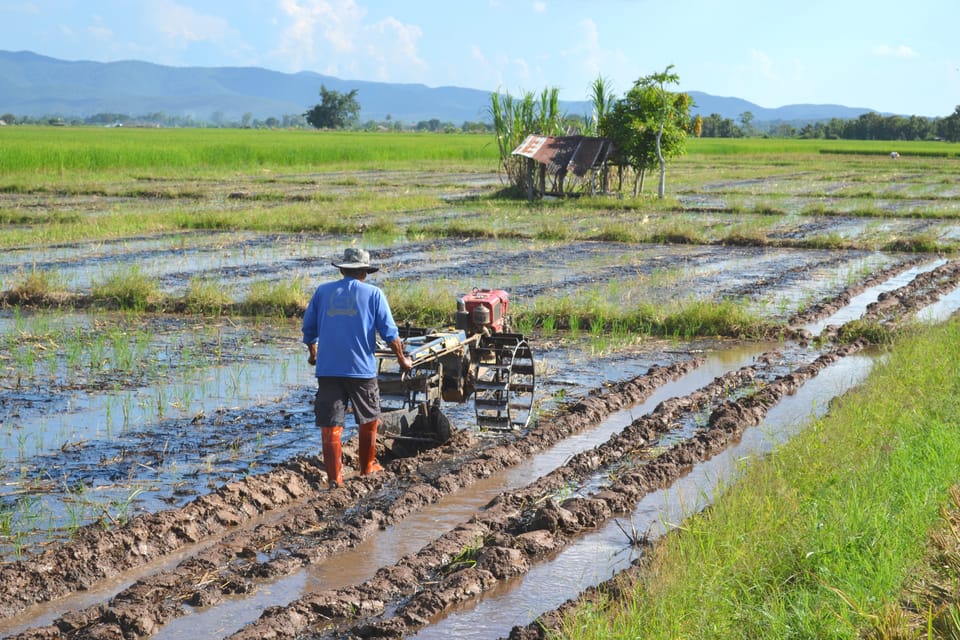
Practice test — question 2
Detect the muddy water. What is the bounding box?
[915,284,960,323]
[1,354,307,458]
[413,352,877,640]
[0,314,319,554]
[154,343,776,640]
[0,232,339,295]
[803,258,945,335]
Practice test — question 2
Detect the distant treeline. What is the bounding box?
[4,105,959,142]
[697,106,960,142]
[0,110,493,134]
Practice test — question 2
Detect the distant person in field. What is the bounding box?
[302,247,413,488]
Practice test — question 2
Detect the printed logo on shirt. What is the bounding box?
[327,288,359,317]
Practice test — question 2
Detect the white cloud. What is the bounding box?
[363,17,425,80]
[87,16,113,42]
[147,0,233,47]
[552,18,631,94]
[513,57,531,85]
[872,44,918,58]
[471,45,487,65]
[272,0,425,81]
[470,45,503,89]
[579,18,603,78]
[532,1,547,12]
[750,49,777,80]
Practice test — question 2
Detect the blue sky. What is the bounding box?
[2,0,957,117]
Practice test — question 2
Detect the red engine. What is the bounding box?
[456,288,510,336]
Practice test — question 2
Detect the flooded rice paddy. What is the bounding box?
[1,161,960,639]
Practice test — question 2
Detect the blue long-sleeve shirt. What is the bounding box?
[302,277,400,378]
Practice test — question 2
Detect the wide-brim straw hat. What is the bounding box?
[332,247,380,273]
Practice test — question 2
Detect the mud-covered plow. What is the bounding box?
[376,289,536,457]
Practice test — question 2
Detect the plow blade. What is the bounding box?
[380,401,452,458]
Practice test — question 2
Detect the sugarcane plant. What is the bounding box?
[489,87,565,195]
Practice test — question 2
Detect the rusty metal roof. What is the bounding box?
[511,135,613,178]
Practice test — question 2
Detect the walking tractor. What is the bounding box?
[375,288,536,457]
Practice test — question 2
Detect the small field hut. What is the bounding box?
[511,134,615,199]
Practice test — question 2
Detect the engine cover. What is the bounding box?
[460,288,510,335]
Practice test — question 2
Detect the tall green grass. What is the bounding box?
[685,137,960,158]
[0,128,499,176]
[556,318,960,639]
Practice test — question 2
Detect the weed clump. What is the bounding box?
[837,319,898,345]
[242,277,309,317]
[184,277,234,315]
[91,267,161,311]
[6,268,69,304]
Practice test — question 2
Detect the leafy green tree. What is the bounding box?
[699,113,738,137]
[604,66,691,197]
[305,85,360,129]
[942,106,960,142]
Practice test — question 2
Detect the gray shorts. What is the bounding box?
[314,377,381,427]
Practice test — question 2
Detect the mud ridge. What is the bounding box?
[498,340,868,640]
[786,255,927,330]
[863,259,960,322]
[224,342,864,640]
[507,261,960,639]
[385,344,867,639]
[3,361,703,638]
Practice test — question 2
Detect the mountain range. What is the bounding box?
[0,50,880,125]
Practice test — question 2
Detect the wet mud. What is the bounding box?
[3,168,960,639]
[1,252,958,639]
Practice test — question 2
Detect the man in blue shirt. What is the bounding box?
[302,247,413,488]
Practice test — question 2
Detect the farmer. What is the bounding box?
[302,247,413,488]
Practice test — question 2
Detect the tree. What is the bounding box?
[604,66,691,198]
[647,65,686,198]
[305,85,360,129]
[942,106,960,142]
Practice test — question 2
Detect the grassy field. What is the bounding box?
[2,126,957,178]
[0,127,500,177]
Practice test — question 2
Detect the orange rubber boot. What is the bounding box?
[321,426,344,488]
[359,420,384,475]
